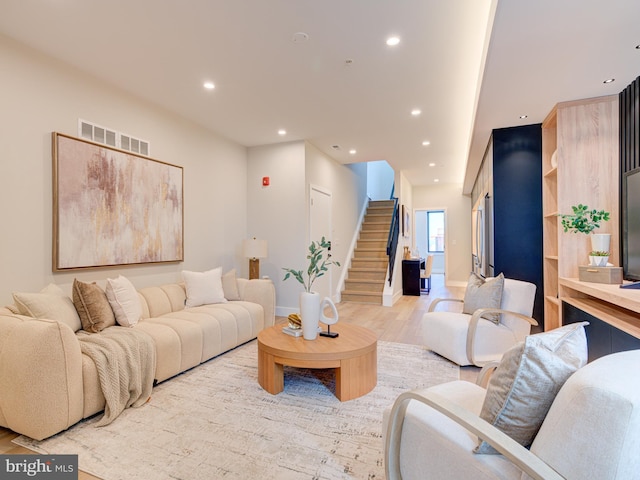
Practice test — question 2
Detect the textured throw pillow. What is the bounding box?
[182,267,227,308]
[463,273,504,323]
[72,279,116,333]
[222,269,241,301]
[13,283,82,332]
[474,321,589,454]
[105,275,142,327]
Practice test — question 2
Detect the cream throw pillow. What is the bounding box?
[106,275,142,327]
[475,321,589,454]
[72,279,116,333]
[182,267,227,308]
[13,283,82,332]
[462,273,504,323]
[222,269,241,301]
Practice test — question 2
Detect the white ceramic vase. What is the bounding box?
[299,291,320,340]
[591,233,611,254]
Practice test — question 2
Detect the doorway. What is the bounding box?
[309,185,333,300]
[414,209,446,276]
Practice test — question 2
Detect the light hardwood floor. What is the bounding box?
[0,274,473,480]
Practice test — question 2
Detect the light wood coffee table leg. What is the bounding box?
[258,348,284,395]
[335,348,377,401]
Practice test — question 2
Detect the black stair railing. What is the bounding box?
[386,198,400,285]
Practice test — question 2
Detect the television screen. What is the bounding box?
[623,168,640,281]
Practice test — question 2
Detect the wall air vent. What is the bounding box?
[79,119,117,147]
[78,119,150,156]
[120,133,150,156]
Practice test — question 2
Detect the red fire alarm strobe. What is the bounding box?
[262,177,270,186]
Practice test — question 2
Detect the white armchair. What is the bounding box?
[384,349,640,480]
[422,278,537,366]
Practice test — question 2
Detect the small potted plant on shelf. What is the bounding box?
[559,203,611,259]
[588,250,610,267]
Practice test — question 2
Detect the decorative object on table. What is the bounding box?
[558,204,611,261]
[243,237,267,279]
[52,132,183,270]
[282,313,303,337]
[588,250,609,267]
[319,297,339,338]
[403,246,410,259]
[282,237,340,340]
[550,149,558,168]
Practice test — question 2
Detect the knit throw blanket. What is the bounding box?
[78,327,156,426]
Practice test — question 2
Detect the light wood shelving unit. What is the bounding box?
[542,95,621,331]
[542,107,559,328]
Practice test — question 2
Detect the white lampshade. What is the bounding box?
[243,238,267,259]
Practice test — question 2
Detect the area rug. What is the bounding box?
[14,340,458,480]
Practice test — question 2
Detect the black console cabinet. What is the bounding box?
[562,301,640,362]
[402,259,421,296]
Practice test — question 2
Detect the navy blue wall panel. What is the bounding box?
[492,124,543,327]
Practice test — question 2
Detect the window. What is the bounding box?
[427,210,445,253]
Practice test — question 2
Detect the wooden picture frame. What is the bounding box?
[52,132,184,270]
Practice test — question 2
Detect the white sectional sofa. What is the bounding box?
[0,276,275,440]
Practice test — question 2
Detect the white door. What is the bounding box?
[309,185,332,299]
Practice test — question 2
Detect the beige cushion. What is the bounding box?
[105,275,142,327]
[463,273,504,323]
[72,279,116,333]
[182,268,227,308]
[475,322,588,454]
[222,269,240,301]
[13,283,82,332]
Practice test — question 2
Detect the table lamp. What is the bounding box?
[244,238,267,279]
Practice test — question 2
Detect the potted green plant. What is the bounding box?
[283,237,340,340]
[559,204,611,254]
[282,237,340,292]
[559,204,610,234]
[588,250,610,267]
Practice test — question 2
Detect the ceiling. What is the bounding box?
[1,0,638,193]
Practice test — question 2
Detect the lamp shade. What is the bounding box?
[243,238,267,259]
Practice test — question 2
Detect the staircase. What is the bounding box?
[341,199,395,304]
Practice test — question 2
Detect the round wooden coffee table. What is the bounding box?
[257,323,377,401]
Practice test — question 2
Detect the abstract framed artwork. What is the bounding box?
[402,204,410,238]
[52,132,183,271]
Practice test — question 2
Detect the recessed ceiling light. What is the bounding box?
[411,109,421,116]
[636,45,640,49]
[422,140,431,146]
[349,149,357,155]
[428,163,436,167]
[519,114,528,119]
[278,129,286,136]
[386,36,400,46]
[203,82,215,90]
[603,78,615,84]
[434,179,439,183]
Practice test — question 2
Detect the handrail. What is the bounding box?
[387,198,400,285]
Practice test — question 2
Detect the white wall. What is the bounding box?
[246,141,367,314]
[412,184,471,286]
[366,160,394,200]
[246,141,307,310]
[0,35,248,303]
[305,142,368,299]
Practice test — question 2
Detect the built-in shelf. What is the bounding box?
[545,295,560,306]
[545,255,558,261]
[543,167,557,178]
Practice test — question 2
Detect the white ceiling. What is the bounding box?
[1,0,638,193]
